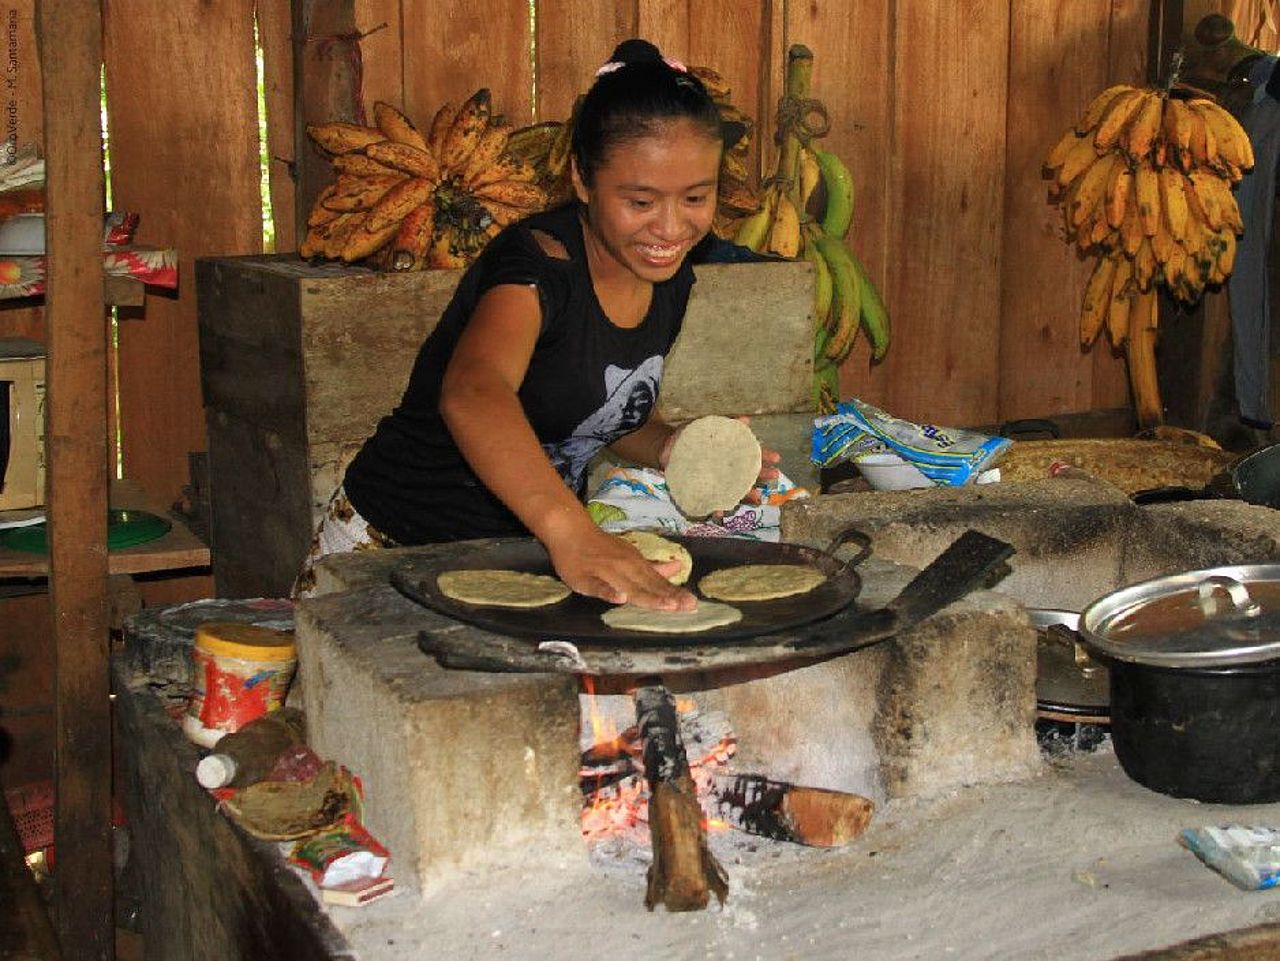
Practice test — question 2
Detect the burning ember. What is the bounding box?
[579,683,736,845]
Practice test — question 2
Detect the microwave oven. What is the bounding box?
[0,338,45,510]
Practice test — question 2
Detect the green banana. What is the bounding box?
[814,148,855,239]
[848,249,891,361]
[802,231,834,327]
[813,360,840,413]
[733,190,775,252]
[812,232,863,364]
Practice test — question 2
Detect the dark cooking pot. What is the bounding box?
[1080,565,1280,804]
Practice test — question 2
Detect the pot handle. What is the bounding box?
[822,525,873,574]
[1197,574,1263,618]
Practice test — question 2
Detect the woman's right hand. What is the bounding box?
[545,523,696,611]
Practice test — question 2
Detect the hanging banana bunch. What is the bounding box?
[1044,71,1252,428]
[733,45,890,414]
[503,64,762,234]
[299,91,548,270]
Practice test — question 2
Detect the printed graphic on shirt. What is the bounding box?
[545,356,664,491]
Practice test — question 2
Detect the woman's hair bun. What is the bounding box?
[608,38,664,66]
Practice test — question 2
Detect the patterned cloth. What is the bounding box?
[292,486,398,598]
[586,466,808,542]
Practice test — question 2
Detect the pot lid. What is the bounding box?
[1031,609,1110,717]
[1080,566,1280,668]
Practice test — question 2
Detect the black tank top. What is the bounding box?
[342,203,695,545]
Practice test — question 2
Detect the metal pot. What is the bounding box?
[1080,565,1280,803]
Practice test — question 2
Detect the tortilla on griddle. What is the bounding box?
[437,569,570,608]
[615,530,693,585]
[600,599,743,634]
[698,563,828,602]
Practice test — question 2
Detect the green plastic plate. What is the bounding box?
[0,509,172,554]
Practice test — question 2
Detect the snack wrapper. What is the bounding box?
[1180,825,1280,890]
[289,814,389,888]
[811,399,1011,486]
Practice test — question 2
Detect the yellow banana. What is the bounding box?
[306,121,384,155]
[321,211,366,260]
[1187,98,1254,170]
[1158,166,1188,243]
[1076,84,1138,134]
[1105,162,1133,229]
[440,88,492,175]
[1123,91,1165,163]
[1046,129,1084,170]
[1133,237,1157,292]
[1053,134,1103,192]
[373,101,429,153]
[472,178,545,211]
[332,153,402,179]
[733,202,773,252]
[1106,256,1134,348]
[766,193,802,258]
[1067,152,1119,229]
[1187,108,1219,170]
[389,201,436,271]
[365,141,441,181]
[1162,97,1196,171]
[812,233,864,363]
[322,173,403,212]
[1151,215,1177,266]
[798,149,822,215]
[504,121,562,166]
[1080,253,1119,346]
[426,102,458,161]
[1126,288,1162,428]
[1093,88,1150,152]
[1120,187,1144,256]
[461,121,513,188]
[1134,161,1160,237]
[364,176,436,234]
[1218,228,1238,277]
[341,217,402,263]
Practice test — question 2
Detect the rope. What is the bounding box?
[304,22,389,127]
[775,94,831,146]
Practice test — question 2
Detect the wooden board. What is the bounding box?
[400,0,535,130]
[103,0,262,509]
[258,0,297,253]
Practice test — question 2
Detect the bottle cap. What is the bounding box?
[196,754,238,790]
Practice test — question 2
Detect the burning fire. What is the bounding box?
[579,677,735,844]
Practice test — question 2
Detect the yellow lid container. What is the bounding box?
[194,622,296,661]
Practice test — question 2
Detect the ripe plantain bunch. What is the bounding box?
[501,64,762,235]
[300,91,547,270]
[1043,82,1253,427]
[732,45,889,413]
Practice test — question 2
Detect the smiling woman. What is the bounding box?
[295,39,773,614]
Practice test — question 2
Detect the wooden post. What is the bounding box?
[38,1,113,959]
[292,0,362,245]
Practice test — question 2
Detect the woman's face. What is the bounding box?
[573,118,722,284]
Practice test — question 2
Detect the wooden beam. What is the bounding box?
[38,1,113,959]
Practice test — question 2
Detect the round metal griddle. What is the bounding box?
[390,532,869,646]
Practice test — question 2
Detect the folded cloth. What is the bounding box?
[587,466,809,542]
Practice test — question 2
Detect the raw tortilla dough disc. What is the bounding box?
[600,599,743,634]
[615,530,693,585]
[665,416,761,518]
[437,569,570,608]
[698,563,828,602]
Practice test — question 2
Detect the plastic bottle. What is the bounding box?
[195,707,307,790]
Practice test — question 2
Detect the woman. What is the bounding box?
[297,39,773,608]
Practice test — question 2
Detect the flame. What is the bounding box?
[579,686,737,845]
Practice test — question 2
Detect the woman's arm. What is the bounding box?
[440,284,694,610]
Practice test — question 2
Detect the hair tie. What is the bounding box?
[595,61,624,77]
[663,56,687,73]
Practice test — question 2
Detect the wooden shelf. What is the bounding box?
[0,479,210,579]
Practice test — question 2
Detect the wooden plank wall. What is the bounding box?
[2,0,1158,520]
[303,0,1148,427]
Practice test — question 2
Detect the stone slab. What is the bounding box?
[781,477,1136,611]
[293,583,584,896]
